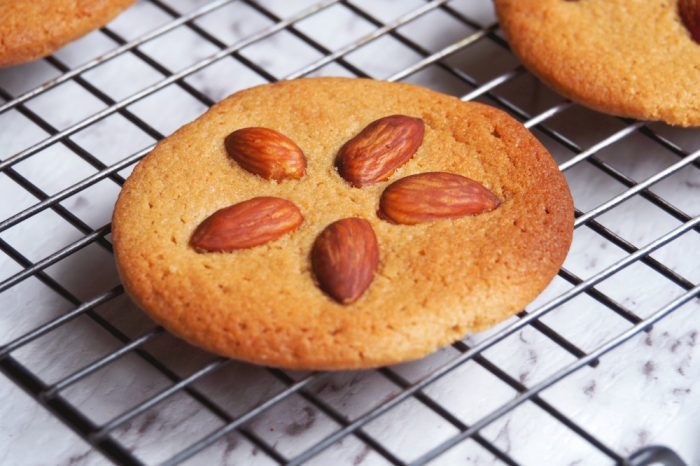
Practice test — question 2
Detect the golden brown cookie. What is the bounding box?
[0,0,134,67]
[494,0,700,127]
[112,78,574,370]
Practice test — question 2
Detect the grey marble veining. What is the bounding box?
[0,1,699,465]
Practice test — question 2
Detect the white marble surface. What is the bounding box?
[0,1,699,465]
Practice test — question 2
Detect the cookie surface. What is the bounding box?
[112,78,573,370]
[0,0,133,67]
[494,0,700,126]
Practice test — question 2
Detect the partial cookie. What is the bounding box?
[0,0,133,67]
[494,0,700,127]
[112,78,574,370]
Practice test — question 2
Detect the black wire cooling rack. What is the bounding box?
[0,1,699,465]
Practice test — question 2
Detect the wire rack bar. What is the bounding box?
[0,146,149,233]
[574,150,700,226]
[638,125,700,171]
[557,266,642,325]
[0,286,123,358]
[0,224,111,294]
[91,358,230,441]
[243,0,370,79]
[559,122,645,171]
[282,0,449,80]
[460,66,526,103]
[273,371,408,465]
[0,356,145,465]
[161,374,318,466]
[42,328,164,398]
[387,24,500,82]
[147,0,279,84]
[578,217,696,293]
[376,368,522,466]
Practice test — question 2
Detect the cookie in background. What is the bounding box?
[494,0,700,127]
[0,0,134,67]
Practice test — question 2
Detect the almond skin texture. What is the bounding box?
[191,197,303,252]
[225,127,306,181]
[336,115,424,187]
[379,172,501,225]
[680,0,700,43]
[311,218,379,304]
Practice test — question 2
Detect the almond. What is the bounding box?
[191,197,303,252]
[680,0,700,43]
[379,172,501,225]
[311,218,379,304]
[336,115,424,187]
[225,127,306,181]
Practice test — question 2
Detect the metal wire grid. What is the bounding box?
[0,0,697,464]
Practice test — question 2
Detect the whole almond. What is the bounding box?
[680,0,700,43]
[336,115,424,187]
[311,218,379,304]
[379,172,501,225]
[191,197,303,252]
[225,127,306,181]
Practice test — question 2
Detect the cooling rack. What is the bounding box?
[0,1,698,465]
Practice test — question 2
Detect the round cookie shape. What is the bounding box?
[0,0,133,67]
[494,0,700,127]
[112,77,574,370]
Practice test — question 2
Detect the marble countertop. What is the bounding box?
[0,1,699,465]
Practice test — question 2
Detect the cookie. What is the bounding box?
[494,0,700,127]
[0,0,133,67]
[112,78,574,370]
